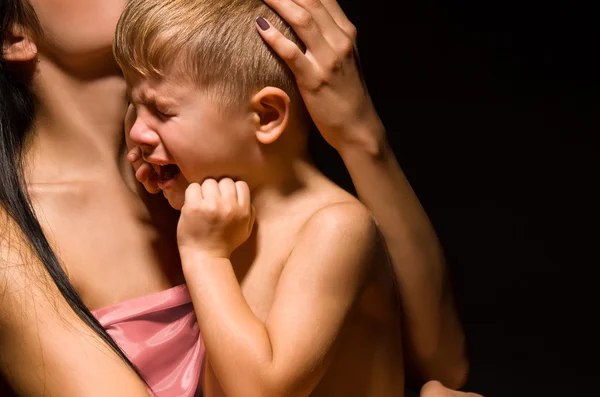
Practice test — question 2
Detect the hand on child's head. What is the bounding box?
[259,0,384,153]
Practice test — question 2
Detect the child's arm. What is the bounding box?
[257,0,468,388]
[178,180,380,397]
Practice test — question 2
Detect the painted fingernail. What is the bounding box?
[256,16,270,31]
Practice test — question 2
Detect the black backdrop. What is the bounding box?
[317,1,597,396]
[0,2,597,397]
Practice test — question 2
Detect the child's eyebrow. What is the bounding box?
[129,86,178,110]
[128,89,155,107]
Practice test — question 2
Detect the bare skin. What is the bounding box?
[24,1,183,310]
[126,65,404,395]
[421,381,485,397]
[1,0,180,395]
[183,176,404,397]
[0,220,151,396]
[133,0,467,389]
[1,0,466,396]
[247,0,470,388]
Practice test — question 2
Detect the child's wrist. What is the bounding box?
[179,246,232,266]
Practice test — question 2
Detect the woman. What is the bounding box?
[0,0,467,395]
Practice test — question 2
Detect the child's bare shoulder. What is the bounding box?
[306,199,373,232]
[281,197,384,295]
[297,197,380,258]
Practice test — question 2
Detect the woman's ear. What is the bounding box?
[2,24,38,62]
[250,87,291,145]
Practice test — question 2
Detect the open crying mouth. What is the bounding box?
[159,164,181,182]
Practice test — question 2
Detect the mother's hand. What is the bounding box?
[257,0,385,153]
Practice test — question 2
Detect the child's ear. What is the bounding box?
[250,87,290,145]
[2,24,38,62]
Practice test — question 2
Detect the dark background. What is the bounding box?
[1,2,596,397]
[323,1,598,396]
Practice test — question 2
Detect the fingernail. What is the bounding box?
[128,152,139,162]
[256,16,270,31]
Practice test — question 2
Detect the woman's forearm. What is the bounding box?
[338,121,469,388]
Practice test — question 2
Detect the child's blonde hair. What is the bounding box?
[114,0,305,111]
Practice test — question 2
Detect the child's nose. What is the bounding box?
[129,117,160,150]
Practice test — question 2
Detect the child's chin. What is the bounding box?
[164,190,185,211]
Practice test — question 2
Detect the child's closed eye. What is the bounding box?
[153,107,173,120]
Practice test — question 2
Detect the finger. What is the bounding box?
[184,183,203,207]
[127,146,140,163]
[127,146,143,168]
[261,0,336,60]
[128,146,159,193]
[314,1,364,85]
[291,0,352,52]
[248,205,256,235]
[145,171,161,194]
[256,17,315,80]
[128,147,160,194]
[201,178,221,200]
[135,162,153,184]
[218,178,238,202]
[235,181,251,209]
[320,0,357,41]
[135,164,161,194]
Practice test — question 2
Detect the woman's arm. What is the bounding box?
[338,122,469,388]
[0,219,150,397]
[257,0,468,388]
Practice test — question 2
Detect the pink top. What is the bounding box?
[92,284,204,397]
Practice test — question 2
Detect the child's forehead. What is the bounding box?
[125,72,196,102]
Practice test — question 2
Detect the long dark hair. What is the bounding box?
[0,0,150,391]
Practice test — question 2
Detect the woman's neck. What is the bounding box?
[26,60,129,185]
